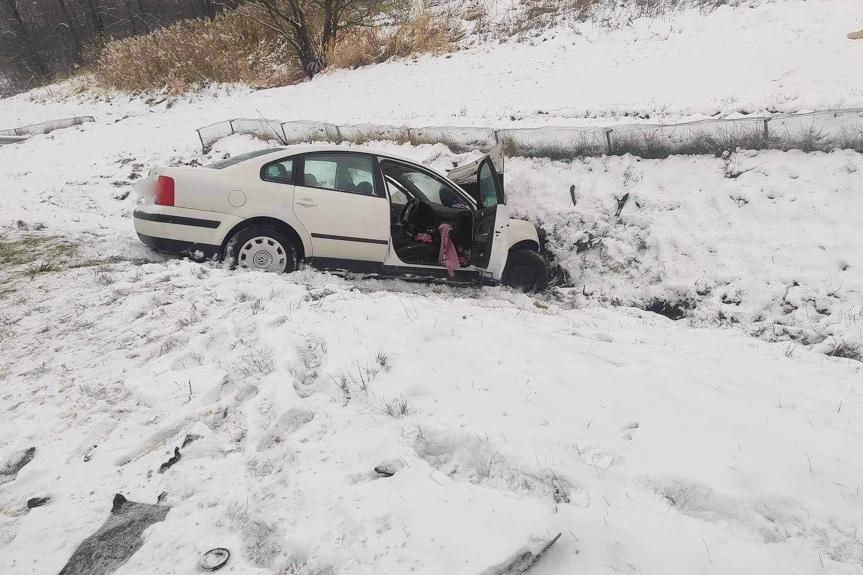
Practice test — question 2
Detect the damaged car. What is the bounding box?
[133,144,548,292]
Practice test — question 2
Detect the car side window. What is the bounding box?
[381,162,469,209]
[385,176,409,205]
[301,153,376,196]
[478,162,498,208]
[261,158,294,183]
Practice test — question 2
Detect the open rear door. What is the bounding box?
[447,144,505,205]
[470,157,509,279]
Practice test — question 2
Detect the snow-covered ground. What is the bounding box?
[2,259,862,574]
[2,0,863,572]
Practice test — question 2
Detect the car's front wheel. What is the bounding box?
[226,225,298,273]
[502,249,548,293]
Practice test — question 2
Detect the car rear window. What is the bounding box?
[206,148,284,170]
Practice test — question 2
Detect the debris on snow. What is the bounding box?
[58,494,169,575]
[157,447,181,474]
[0,447,35,485]
[477,533,562,575]
[200,548,231,571]
[26,496,51,509]
[374,459,405,477]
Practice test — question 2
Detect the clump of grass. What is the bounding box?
[375,350,392,372]
[0,234,78,267]
[330,373,352,403]
[374,395,412,419]
[829,340,862,362]
[95,271,115,285]
[176,304,201,328]
[326,8,460,71]
[25,261,57,280]
[155,337,180,358]
[234,346,275,378]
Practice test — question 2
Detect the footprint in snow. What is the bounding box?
[292,335,326,398]
[621,422,640,441]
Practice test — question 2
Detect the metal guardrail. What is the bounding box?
[0,116,95,139]
[196,109,863,155]
[0,135,29,145]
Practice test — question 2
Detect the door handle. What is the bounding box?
[296,198,317,207]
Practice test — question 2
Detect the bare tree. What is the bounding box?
[0,0,402,94]
[245,0,405,79]
[83,0,105,38]
[1,0,48,79]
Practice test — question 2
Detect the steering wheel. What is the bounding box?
[398,197,419,229]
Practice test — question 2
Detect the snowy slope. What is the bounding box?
[2,0,863,133]
[2,1,863,572]
[1,260,862,575]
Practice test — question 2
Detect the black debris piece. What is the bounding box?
[27,496,51,509]
[487,533,561,575]
[614,192,630,217]
[158,447,181,474]
[156,491,168,504]
[83,445,97,462]
[59,494,170,575]
[0,447,36,485]
[200,548,231,571]
[181,433,203,448]
[373,459,405,478]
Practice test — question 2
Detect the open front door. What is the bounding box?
[447,144,505,205]
[471,157,509,279]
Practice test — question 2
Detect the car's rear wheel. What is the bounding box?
[502,249,548,293]
[226,225,297,273]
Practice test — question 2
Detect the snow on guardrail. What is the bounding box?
[0,135,29,145]
[0,116,95,141]
[196,109,863,156]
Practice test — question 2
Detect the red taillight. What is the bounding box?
[156,176,175,206]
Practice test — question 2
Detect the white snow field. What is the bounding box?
[1,259,862,575]
[2,0,863,573]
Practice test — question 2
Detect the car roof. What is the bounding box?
[237,144,448,176]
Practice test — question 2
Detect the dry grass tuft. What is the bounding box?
[326,8,459,71]
[94,6,303,94]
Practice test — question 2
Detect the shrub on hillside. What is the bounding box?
[94,7,303,93]
[326,9,459,71]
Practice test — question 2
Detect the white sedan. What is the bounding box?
[133,144,548,292]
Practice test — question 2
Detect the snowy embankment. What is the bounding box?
[2,0,863,572]
[1,131,862,573]
[2,260,862,574]
[504,149,863,358]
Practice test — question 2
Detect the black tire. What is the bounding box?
[502,249,548,293]
[225,225,298,273]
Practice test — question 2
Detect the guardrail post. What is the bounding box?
[763,118,770,141]
[196,129,206,152]
[228,119,235,136]
[606,129,614,155]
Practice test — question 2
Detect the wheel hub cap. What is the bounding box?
[239,237,287,272]
[252,250,273,268]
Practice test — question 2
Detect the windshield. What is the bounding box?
[206,148,284,169]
